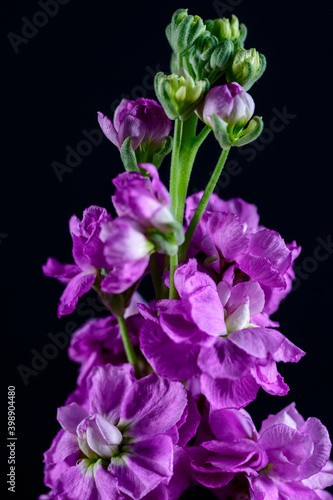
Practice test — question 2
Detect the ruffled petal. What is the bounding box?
[120,373,187,436]
[42,257,81,284]
[140,319,201,381]
[57,272,97,318]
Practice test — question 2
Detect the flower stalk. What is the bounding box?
[179,148,230,262]
[117,315,140,378]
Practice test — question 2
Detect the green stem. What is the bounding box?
[173,114,198,224]
[179,148,230,262]
[117,315,140,378]
[169,117,211,297]
[194,124,211,149]
[174,119,211,226]
[169,118,183,214]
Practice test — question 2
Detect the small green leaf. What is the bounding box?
[120,137,139,172]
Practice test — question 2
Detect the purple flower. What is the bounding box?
[42,206,112,317]
[249,403,333,499]
[97,98,171,151]
[99,216,153,295]
[188,403,333,499]
[98,165,184,294]
[112,163,184,250]
[196,83,262,148]
[41,364,197,500]
[186,192,260,234]
[140,259,304,409]
[185,192,301,318]
[189,407,266,489]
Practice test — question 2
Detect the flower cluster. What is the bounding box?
[40,7,332,500]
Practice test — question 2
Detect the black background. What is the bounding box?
[1,0,333,498]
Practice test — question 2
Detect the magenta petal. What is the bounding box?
[202,438,267,472]
[42,257,81,284]
[209,408,256,441]
[226,281,265,317]
[303,461,333,490]
[297,418,332,480]
[113,98,131,131]
[140,319,201,380]
[271,336,306,363]
[120,373,187,436]
[118,113,146,150]
[111,435,173,498]
[143,485,168,500]
[274,481,324,500]
[93,463,123,500]
[201,372,259,409]
[101,218,151,264]
[247,229,292,275]
[157,299,212,346]
[259,402,305,433]
[249,474,280,499]
[140,163,171,206]
[198,338,253,380]
[101,257,149,294]
[237,253,286,288]
[57,403,88,435]
[177,392,201,447]
[188,446,235,488]
[165,446,191,500]
[97,111,119,147]
[53,460,100,499]
[207,212,248,262]
[44,429,80,465]
[228,328,284,360]
[252,361,289,396]
[259,424,314,479]
[174,258,198,293]
[187,285,226,336]
[87,364,135,423]
[71,231,94,271]
[57,272,97,317]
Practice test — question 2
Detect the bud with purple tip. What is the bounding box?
[197,82,263,149]
[97,98,172,170]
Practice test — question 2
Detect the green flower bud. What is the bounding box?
[185,31,219,81]
[210,38,234,72]
[166,8,206,54]
[155,69,210,121]
[205,14,240,41]
[227,48,266,90]
[205,15,247,47]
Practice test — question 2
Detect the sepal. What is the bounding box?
[211,114,263,149]
[147,221,184,256]
[212,113,232,149]
[236,23,248,48]
[120,137,139,172]
[185,31,219,81]
[232,116,264,147]
[150,136,173,169]
[166,9,206,54]
[210,38,234,72]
